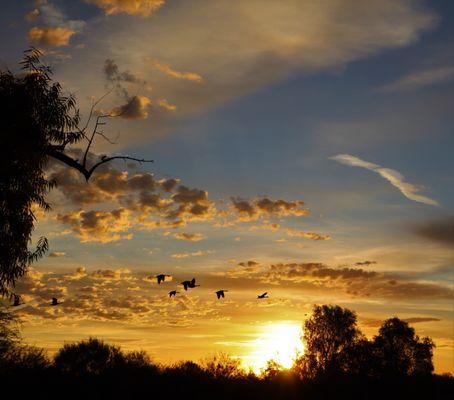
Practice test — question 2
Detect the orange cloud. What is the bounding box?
[87,0,164,17]
[148,59,202,82]
[28,26,75,47]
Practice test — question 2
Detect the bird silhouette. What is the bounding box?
[156,274,171,284]
[257,292,268,299]
[181,278,199,291]
[12,294,23,307]
[169,290,179,298]
[215,290,228,299]
[51,297,60,306]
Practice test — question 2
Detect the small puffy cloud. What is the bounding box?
[148,59,202,82]
[331,154,439,206]
[113,95,151,119]
[173,232,205,241]
[412,216,454,245]
[28,26,75,48]
[379,66,454,92]
[57,208,133,243]
[91,268,133,281]
[171,250,204,259]
[286,228,330,241]
[49,251,66,257]
[230,197,308,221]
[87,0,164,17]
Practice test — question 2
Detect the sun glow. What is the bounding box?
[245,322,304,374]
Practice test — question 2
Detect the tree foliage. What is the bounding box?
[295,305,435,380]
[298,304,361,378]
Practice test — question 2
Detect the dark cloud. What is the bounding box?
[230,197,308,221]
[403,317,441,324]
[355,261,377,266]
[225,261,453,301]
[413,216,454,245]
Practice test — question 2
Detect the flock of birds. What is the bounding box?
[157,274,269,300]
[9,274,269,308]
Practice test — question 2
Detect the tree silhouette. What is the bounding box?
[53,337,126,376]
[0,49,152,295]
[374,317,434,376]
[296,305,361,378]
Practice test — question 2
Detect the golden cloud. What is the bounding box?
[148,59,202,82]
[87,0,164,17]
[28,26,75,47]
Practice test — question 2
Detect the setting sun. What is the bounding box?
[244,322,305,373]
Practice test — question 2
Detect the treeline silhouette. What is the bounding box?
[1,305,452,399]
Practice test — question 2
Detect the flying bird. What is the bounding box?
[257,292,268,299]
[51,297,60,306]
[156,274,171,284]
[215,290,228,299]
[169,290,179,298]
[181,278,199,291]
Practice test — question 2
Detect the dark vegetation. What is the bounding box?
[1,305,452,399]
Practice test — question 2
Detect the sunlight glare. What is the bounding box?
[245,322,304,374]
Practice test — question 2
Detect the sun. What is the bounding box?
[244,322,304,374]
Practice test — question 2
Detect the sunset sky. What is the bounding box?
[1,0,453,373]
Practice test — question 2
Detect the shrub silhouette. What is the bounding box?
[201,352,244,379]
[54,337,127,376]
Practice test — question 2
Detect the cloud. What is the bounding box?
[148,59,202,82]
[157,98,177,111]
[171,250,204,259]
[26,2,85,48]
[403,317,441,324]
[286,228,331,241]
[87,0,165,17]
[104,58,143,84]
[49,251,66,257]
[112,95,151,119]
[225,261,453,301]
[412,216,454,245]
[230,197,308,221]
[173,232,205,241]
[379,66,454,92]
[355,261,377,266]
[58,0,438,149]
[57,208,133,243]
[13,267,222,326]
[28,26,76,47]
[331,154,439,206]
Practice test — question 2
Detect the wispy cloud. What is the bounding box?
[378,66,454,92]
[331,154,439,206]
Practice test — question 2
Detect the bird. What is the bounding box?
[156,274,171,284]
[181,278,199,291]
[257,292,268,299]
[169,290,179,298]
[51,297,60,306]
[12,294,22,307]
[215,290,228,299]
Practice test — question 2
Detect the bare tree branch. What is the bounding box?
[46,146,153,182]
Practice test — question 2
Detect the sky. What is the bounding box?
[1,0,453,373]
